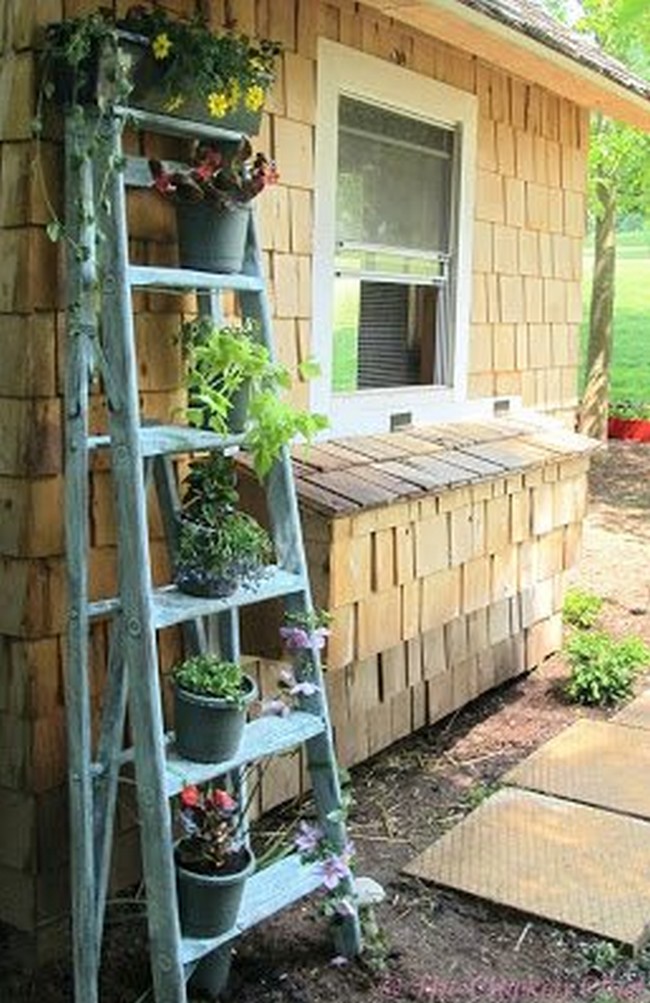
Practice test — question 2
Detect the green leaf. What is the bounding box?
[298,358,322,380]
[618,0,650,25]
[46,220,64,243]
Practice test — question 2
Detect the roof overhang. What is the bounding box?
[362,0,650,132]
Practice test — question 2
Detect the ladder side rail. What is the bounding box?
[63,111,101,1003]
[92,619,128,948]
[97,114,186,1003]
[240,214,362,954]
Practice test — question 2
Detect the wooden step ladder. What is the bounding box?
[63,105,362,1003]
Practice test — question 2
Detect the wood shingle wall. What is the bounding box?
[0,0,588,955]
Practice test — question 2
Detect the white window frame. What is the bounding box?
[312,39,478,437]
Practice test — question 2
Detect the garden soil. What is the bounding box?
[3,441,650,1003]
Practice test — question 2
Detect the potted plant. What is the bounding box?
[149,139,278,272]
[174,454,273,597]
[175,782,255,937]
[40,7,281,130]
[182,317,329,478]
[607,400,650,442]
[183,317,269,434]
[172,654,257,763]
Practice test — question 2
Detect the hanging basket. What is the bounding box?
[173,674,257,764]
[176,202,251,274]
[176,847,255,938]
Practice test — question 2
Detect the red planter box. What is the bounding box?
[608,417,650,441]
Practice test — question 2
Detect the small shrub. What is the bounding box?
[565,631,650,706]
[562,587,603,629]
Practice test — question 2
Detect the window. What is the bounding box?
[312,41,478,436]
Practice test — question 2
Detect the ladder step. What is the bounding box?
[88,567,306,625]
[157,711,325,796]
[128,264,265,293]
[88,424,243,457]
[180,853,325,966]
[116,105,246,143]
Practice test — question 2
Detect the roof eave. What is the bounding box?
[362,0,650,132]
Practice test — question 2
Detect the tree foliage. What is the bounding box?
[542,0,650,437]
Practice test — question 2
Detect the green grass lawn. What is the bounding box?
[581,228,650,403]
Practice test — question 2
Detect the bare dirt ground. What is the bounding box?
[3,441,650,1003]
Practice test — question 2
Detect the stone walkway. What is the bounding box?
[404,689,650,948]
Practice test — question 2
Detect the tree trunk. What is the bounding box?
[579,179,616,440]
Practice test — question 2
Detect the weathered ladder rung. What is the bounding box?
[128,264,265,293]
[115,105,246,143]
[88,567,306,626]
[115,711,327,794]
[88,424,243,457]
[180,853,326,965]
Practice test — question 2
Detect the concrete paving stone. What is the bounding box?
[404,787,650,948]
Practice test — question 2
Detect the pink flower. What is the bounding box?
[211,789,236,812]
[180,784,200,807]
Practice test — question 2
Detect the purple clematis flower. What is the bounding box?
[294,820,324,854]
[280,625,330,652]
[279,626,311,651]
[260,697,290,718]
[290,680,319,698]
[318,854,351,891]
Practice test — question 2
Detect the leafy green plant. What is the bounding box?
[177,510,271,584]
[562,587,604,629]
[182,317,328,478]
[175,453,272,594]
[565,631,650,706]
[609,399,650,420]
[172,655,247,704]
[41,8,280,118]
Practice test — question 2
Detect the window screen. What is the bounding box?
[333,97,455,394]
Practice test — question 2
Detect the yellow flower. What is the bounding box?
[207,91,229,118]
[244,85,265,113]
[165,94,184,113]
[152,33,172,60]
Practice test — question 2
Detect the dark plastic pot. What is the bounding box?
[174,564,239,598]
[173,674,257,764]
[176,202,250,273]
[227,381,251,434]
[176,848,255,938]
[189,945,234,997]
